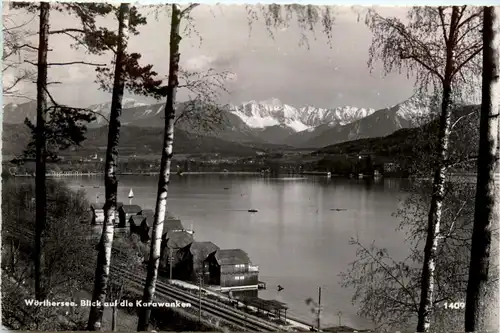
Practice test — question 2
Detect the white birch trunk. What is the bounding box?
[137,4,182,331]
[417,7,461,332]
[87,3,130,331]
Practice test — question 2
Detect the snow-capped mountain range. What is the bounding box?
[228,98,376,132]
[82,97,380,132]
[90,97,149,111]
[2,95,430,149]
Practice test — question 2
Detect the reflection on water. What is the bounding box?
[64,175,410,329]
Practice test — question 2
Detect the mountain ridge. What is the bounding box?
[2,95,428,149]
[228,98,376,132]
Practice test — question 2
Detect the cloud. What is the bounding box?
[183,55,216,71]
[5,4,418,109]
[54,65,89,83]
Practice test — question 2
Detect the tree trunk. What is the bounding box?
[11,239,15,273]
[137,4,182,331]
[112,279,124,332]
[34,1,50,302]
[416,8,460,332]
[464,6,500,332]
[87,3,129,331]
[416,85,452,332]
[111,306,117,331]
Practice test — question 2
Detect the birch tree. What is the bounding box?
[464,6,500,332]
[135,5,336,329]
[365,6,483,331]
[341,178,479,332]
[134,6,228,332]
[137,4,193,330]
[86,4,130,330]
[245,4,335,48]
[86,4,167,330]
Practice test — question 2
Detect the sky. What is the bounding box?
[3,4,417,110]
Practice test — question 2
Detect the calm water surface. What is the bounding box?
[67,175,411,329]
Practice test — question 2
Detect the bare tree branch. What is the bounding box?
[452,46,483,77]
[181,3,199,17]
[42,85,109,123]
[49,28,86,34]
[48,61,106,66]
[3,13,37,97]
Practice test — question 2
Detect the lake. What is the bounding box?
[66,174,411,329]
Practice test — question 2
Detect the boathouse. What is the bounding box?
[90,203,104,225]
[176,241,220,283]
[160,230,194,279]
[139,218,154,243]
[128,215,146,234]
[138,209,180,221]
[90,202,122,225]
[138,209,155,221]
[164,219,184,234]
[118,205,142,227]
[204,249,259,291]
[132,212,184,243]
[147,218,184,242]
[133,209,155,241]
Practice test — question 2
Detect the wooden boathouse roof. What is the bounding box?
[119,205,142,214]
[139,209,154,215]
[215,249,251,265]
[163,230,193,249]
[129,215,145,227]
[189,241,219,261]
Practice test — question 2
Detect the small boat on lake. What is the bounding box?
[248,209,258,213]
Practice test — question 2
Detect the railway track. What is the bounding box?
[111,264,284,332]
[4,227,286,331]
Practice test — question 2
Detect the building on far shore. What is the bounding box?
[204,249,259,292]
[383,162,400,173]
[176,241,219,283]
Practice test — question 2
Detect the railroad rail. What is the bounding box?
[111,264,285,332]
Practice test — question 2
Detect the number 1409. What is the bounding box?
[444,302,465,310]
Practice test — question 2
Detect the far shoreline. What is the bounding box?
[8,172,413,183]
[8,170,476,179]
